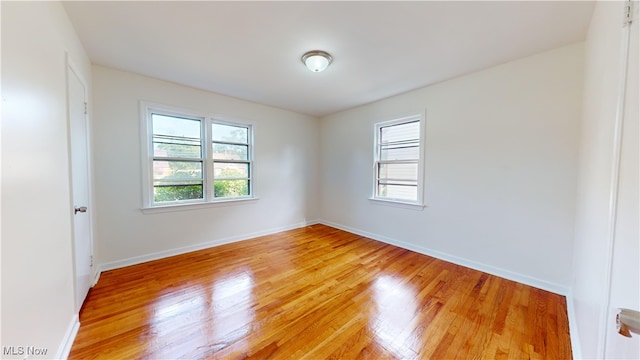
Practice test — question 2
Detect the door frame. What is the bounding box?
[65,53,96,312]
[598,1,638,357]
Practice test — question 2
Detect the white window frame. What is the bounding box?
[370,113,426,209]
[140,101,256,212]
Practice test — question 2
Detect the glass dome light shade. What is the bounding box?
[301,51,333,72]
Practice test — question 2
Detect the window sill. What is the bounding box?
[142,197,259,214]
[368,198,426,210]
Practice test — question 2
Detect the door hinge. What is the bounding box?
[623,1,634,26]
[84,102,88,115]
[90,255,94,267]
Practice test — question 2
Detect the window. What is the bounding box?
[151,113,205,203]
[372,114,424,207]
[141,102,254,209]
[211,122,251,199]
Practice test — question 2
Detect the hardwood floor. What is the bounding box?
[70,224,572,359]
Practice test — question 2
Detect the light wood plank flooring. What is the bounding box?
[70,224,572,359]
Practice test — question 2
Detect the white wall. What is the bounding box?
[92,66,319,268]
[319,43,584,292]
[1,1,92,358]
[572,1,639,358]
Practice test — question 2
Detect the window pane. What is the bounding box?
[152,114,201,158]
[378,163,418,181]
[212,143,248,160]
[380,143,419,160]
[214,162,249,179]
[380,121,419,144]
[214,180,249,198]
[154,184,203,202]
[153,160,203,180]
[378,184,417,201]
[212,123,248,143]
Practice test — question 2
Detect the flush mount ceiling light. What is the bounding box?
[301,50,333,72]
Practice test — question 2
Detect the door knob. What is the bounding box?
[74,206,87,214]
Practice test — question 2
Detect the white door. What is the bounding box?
[605,7,639,358]
[68,64,93,312]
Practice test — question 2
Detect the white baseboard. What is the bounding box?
[317,219,570,296]
[565,290,582,359]
[91,268,101,287]
[97,220,320,274]
[56,314,79,360]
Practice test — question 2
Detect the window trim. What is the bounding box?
[370,113,426,208]
[140,101,256,210]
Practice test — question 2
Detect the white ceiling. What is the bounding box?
[63,1,594,117]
